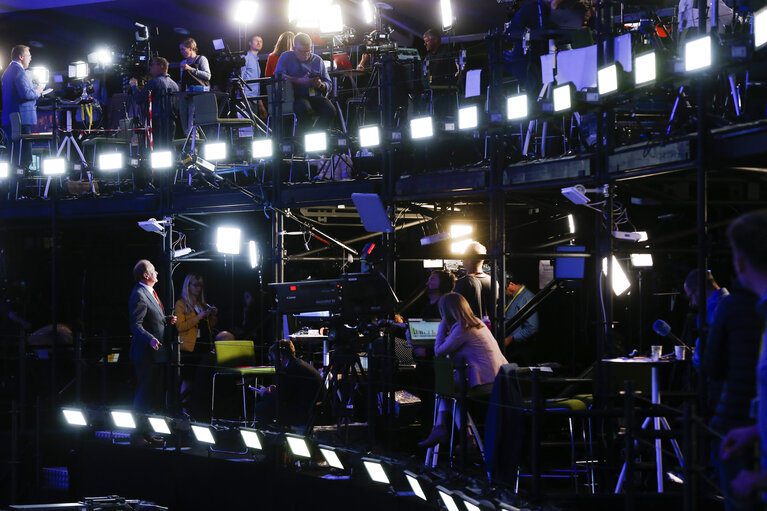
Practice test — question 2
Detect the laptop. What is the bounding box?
[333,52,353,71]
[408,320,441,345]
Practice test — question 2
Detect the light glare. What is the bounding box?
[568,214,576,234]
[507,94,528,120]
[216,227,241,255]
[359,125,380,148]
[319,3,344,34]
[602,255,631,296]
[98,152,123,171]
[191,425,216,444]
[410,116,433,140]
[449,223,473,254]
[458,106,478,130]
[43,157,66,176]
[305,132,328,152]
[233,1,259,24]
[634,51,656,85]
[110,411,136,429]
[437,488,461,511]
[598,64,618,95]
[148,417,171,435]
[553,84,572,112]
[362,459,390,484]
[0,162,9,179]
[361,0,375,24]
[405,472,427,500]
[248,240,258,268]
[252,139,273,159]
[319,447,344,469]
[756,7,767,49]
[151,151,173,169]
[62,409,87,426]
[204,142,227,161]
[240,429,263,449]
[440,0,453,29]
[286,435,311,458]
[685,36,712,72]
[630,253,654,267]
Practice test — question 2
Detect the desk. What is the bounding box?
[603,357,685,493]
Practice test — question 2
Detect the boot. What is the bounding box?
[418,424,449,448]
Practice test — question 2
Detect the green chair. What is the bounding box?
[210,340,275,424]
[192,92,254,144]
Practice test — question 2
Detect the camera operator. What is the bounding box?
[179,38,211,90]
[241,34,267,119]
[129,57,179,147]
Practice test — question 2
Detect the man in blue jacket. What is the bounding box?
[2,45,43,169]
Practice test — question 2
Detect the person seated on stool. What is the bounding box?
[419,292,508,447]
[274,32,335,132]
[253,339,323,426]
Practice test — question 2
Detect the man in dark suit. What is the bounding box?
[1,45,43,170]
[129,259,176,443]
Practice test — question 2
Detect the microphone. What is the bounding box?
[652,320,691,349]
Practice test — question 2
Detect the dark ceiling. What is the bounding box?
[0,0,507,74]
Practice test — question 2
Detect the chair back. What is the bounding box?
[433,356,456,396]
[118,118,133,142]
[10,112,21,141]
[215,340,257,368]
[267,77,295,115]
[192,92,219,126]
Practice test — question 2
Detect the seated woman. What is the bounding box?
[419,292,508,447]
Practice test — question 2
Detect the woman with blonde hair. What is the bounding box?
[175,274,217,408]
[265,31,295,78]
[418,292,507,447]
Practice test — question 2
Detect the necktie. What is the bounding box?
[152,288,164,313]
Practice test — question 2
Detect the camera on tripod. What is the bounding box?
[360,26,398,55]
[212,38,246,77]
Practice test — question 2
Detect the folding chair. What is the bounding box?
[210,340,274,424]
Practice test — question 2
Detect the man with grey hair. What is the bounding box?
[274,32,335,131]
[454,242,498,319]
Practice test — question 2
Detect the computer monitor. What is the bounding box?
[408,320,441,343]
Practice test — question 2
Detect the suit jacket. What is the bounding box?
[129,283,169,364]
[1,61,39,126]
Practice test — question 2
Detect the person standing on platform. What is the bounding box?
[128,259,176,445]
[503,273,539,366]
[265,31,295,78]
[720,210,767,499]
[241,34,267,119]
[685,268,729,369]
[178,38,211,90]
[128,57,179,147]
[454,242,498,321]
[2,45,44,171]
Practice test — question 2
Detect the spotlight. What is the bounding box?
[88,49,113,66]
[204,142,227,161]
[440,0,453,30]
[29,66,49,85]
[0,162,9,179]
[602,255,631,296]
[319,3,344,34]
[233,1,259,24]
[62,408,87,426]
[436,486,461,511]
[252,139,273,159]
[318,444,344,469]
[597,63,618,95]
[285,433,312,458]
[68,61,88,79]
[98,152,123,171]
[305,131,328,153]
[403,470,427,500]
[553,83,572,112]
[151,150,174,169]
[506,94,528,120]
[362,457,390,484]
[148,416,172,435]
[361,0,375,24]
[458,105,478,130]
[630,253,654,267]
[634,51,656,86]
[190,424,216,444]
[110,410,137,429]
[410,116,434,140]
[685,36,712,72]
[248,240,259,268]
[359,125,380,148]
[239,428,263,450]
[216,227,241,255]
[43,157,66,176]
[756,6,767,49]
[449,223,473,254]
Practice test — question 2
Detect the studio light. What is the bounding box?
[410,116,434,140]
[318,444,344,469]
[460,494,482,511]
[756,6,767,49]
[110,410,136,429]
[634,51,656,85]
[602,255,631,296]
[252,139,273,159]
[553,83,572,112]
[148,416,172,435]
[151,150,174,169]
[598,63,618,95]
[458,105,478,130]
[68,61,88,79]
[173,247,193,258]
[359,125,380,148]
[285,433,312,458]
[423,259,443,268]
[436,486,461,511]
[98,152,123,171]
[88,49,113,66]
[248,240,258,268]
[567,214,576,234]
[0,162,9,179]
[239,428,263,450]
[305,131,328,153]
[685,36,712,72]
[191,424,216,444]
[507,93,528,120]
[29,66,49,85]
[320,3,344,34]
[42,157,66,176]
[440,0,453,30]
[361,0,375,24]
[630,253,654,267]
[636,231,649,242]
[233,1,259,24]
[362,457,390,484]
[216,226,241,255]
[449,223,473,254]
[290,0,329,27]
[62,408,87,427]
[204,142,227,161]
[403,470,427,500]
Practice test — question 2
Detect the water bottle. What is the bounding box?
[482,315,492,330]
